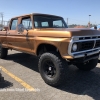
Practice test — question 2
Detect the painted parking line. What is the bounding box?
[0,66,35,91]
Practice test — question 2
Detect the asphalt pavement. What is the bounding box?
[0,50,100,100]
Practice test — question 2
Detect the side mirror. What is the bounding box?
[17,24,24,33]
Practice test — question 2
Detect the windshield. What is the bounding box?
[33,15,68,28]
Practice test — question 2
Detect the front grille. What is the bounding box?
[72,36,100,53]
[78,41,94,51]
[95,40,100,48]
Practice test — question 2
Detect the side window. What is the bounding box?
[41,22,49,27]
[10,19,18,30]
[53,20,64,27]
[21,17,32,29]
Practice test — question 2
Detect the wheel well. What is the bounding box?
[37,44,59,56]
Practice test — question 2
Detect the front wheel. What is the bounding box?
[38,52,68,86]
[75,58,98,71]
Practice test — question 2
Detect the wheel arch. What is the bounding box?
[36,43,60,56]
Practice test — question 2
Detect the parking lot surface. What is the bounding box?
[0,50,100,100]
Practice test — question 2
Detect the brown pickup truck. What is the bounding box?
[0,13,100,86]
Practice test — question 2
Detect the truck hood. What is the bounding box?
[34,28,100,38]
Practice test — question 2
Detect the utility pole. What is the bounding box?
[0,12,4,26]
[67,18,68,25]
[88,15,91,28]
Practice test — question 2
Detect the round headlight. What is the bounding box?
[72,43,77,51]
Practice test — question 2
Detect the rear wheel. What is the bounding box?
[75,59,98,71]
[0,44,8,59]
[38,52,68,86]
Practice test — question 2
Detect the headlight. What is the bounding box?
[72,43,77,52]
[73,37,79,41]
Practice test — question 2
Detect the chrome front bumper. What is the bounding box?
[72,49,99,58]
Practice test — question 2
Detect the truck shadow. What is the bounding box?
[56,66,100,100]
[6,53,100,100]
[6,53,39,72]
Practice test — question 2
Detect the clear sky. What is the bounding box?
[0,0,100,25]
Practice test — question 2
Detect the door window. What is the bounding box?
[21,17,32,29]
[10,19,18,30]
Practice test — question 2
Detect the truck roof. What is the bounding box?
[11,13,62,19]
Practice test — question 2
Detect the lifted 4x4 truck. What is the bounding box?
[0,13,100,86]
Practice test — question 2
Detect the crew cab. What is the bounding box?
[0,13,100,86]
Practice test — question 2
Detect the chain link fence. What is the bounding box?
[0,20,9,30]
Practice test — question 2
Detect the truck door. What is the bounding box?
[7,18,18,48]
[7,17,34,54]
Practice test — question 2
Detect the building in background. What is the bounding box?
[74,25,86,28]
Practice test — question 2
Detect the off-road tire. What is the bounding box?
[76,58,98,71]
[38,52,68,87]
[0,44,8,59]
